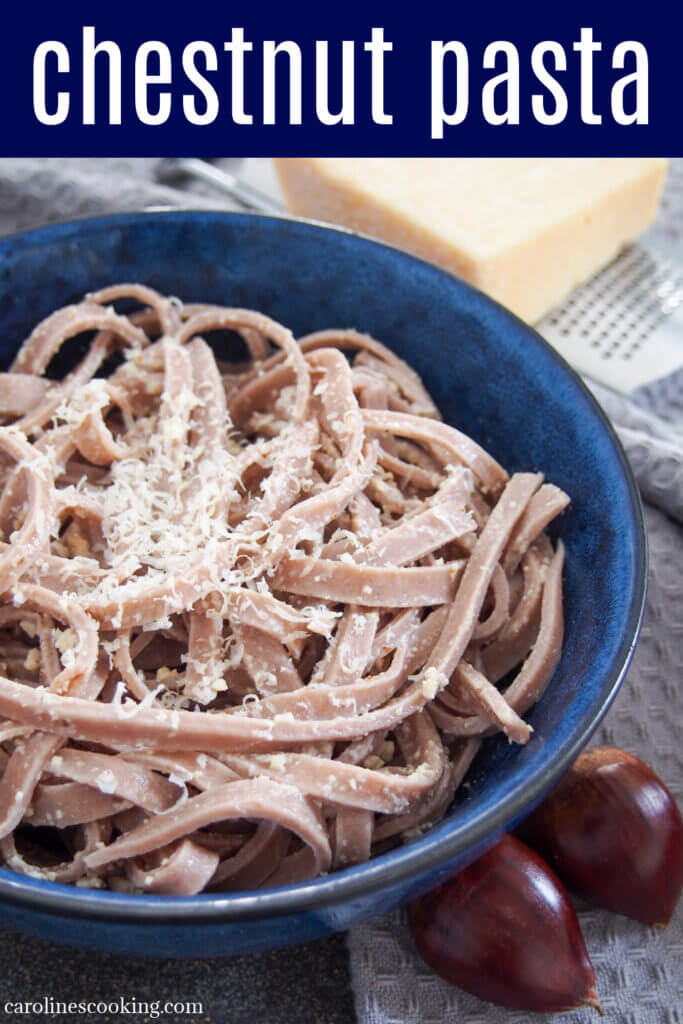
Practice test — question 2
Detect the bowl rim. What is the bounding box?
[0,209,648,923]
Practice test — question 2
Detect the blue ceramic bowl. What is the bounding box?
[0,212,646,956]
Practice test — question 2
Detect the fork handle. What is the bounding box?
[157,158,285,216]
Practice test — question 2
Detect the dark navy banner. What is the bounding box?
[0,0,678,155]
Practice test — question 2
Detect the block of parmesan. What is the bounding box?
[273,158,668,323]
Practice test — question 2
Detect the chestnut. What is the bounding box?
[409,834,598,1013]
[520,746,683,926]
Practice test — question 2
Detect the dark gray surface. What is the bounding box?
[0,926,356,1024]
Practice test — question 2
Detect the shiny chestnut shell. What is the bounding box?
[409,834,598,1012]
[520,747,683,925]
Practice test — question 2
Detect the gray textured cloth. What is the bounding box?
[0,158,681,1024]
[0,157,270,233]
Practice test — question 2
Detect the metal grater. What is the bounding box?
[538,241,683,393]
[536,159,683,394]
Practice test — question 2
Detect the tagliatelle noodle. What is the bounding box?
[0,286,569,894]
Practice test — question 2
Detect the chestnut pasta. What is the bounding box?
[0,285,569,894]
